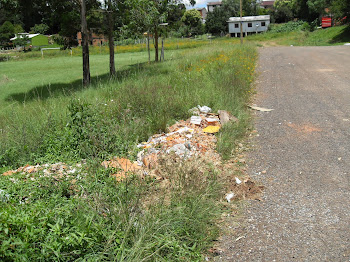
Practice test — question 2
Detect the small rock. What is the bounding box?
[218,110,231,125]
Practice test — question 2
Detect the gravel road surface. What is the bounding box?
[216,46,350,261]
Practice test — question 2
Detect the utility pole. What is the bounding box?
[240,0,243,45]
[80,0,90,86]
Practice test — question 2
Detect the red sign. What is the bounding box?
[322,17,332,28]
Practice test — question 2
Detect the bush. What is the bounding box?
[269,20,305,33]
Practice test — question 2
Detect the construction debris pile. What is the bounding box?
[2,162,86,181]
[101,106,238,180]
[1,105,263,201]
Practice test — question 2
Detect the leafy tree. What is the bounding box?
[167,3,186,31]
[30,23,49,34]
[13,34,29,49]
[14,24,24,33]
[181,9,203,36]
[131,0,159,62]
[273,0,295,22]
[0,21,15,46]
[306,0,329,15]
[206,7,229,35]
[131,0,169,62]
[331,0,350,21]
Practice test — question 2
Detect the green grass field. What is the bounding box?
[0,51,167,107]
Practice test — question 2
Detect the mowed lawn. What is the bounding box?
[0,50,165,107]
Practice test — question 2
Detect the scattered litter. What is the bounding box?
[189,107,200,115]
[203,126,221,133]
[197,105,212,114]
[206,117,220,125]
[249,105,274,112]
[235,177,242,185]
[1,162,85,178]
[226,192,235,202]
[343,119,349,122]
[261,170,267,174]
[0,189,10,202]
[338,157,342,161]
[344,43,350,46]
[0,162,86,184]
[190,116,202,125]
[235,236,245,242]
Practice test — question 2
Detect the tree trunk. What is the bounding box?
[147,32,150,63]
[80,0,90,86]
[154,26,159,62]
[107,0,116,76]
[161,38,164,61]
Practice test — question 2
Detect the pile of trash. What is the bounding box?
[1,105,262,202]
[101,106,238,180]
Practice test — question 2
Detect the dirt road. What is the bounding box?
[217,46,350,261]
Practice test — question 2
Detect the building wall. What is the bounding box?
[198,8,207,19]
[207,4,221,12]
[228,20,270,34]
[77,31,108,46]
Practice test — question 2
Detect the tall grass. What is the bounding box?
[0,43,257,168]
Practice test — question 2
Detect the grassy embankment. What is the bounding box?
[246,23,350,46]
[0,43,257,260]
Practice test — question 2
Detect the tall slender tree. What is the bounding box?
[79,0,91,86]
[106,0,116,76]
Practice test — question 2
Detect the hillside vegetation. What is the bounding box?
[246,24,350,46]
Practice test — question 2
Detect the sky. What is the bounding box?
[185,0,208,9]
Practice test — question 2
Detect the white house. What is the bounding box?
[227,15,270,37]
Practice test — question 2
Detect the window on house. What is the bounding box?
[235,23,239,28]
[261,21,266,26]
[248,23,252,27]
